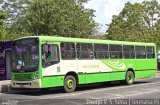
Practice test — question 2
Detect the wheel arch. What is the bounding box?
[65,71,79,85]
[126,68,135,78]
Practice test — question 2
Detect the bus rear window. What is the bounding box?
[146,46,155,58]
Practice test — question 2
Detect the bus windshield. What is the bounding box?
[12,45,39,72]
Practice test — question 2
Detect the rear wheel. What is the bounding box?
[125,71,134,85]
[64,75,76,93]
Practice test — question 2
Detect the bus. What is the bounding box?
[11,36,157,92]
[0,41,12,80]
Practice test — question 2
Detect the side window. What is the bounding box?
[135,46,146,59]
[42,44,59,67]
[94,44,109,59]
[110,45,122,59]
[77,43,94,59]
[61,43,76,60]
[123,46,135,59]
[146,46,155,58]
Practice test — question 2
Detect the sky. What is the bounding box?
[85,0,160,33]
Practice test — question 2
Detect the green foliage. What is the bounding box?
[106,0,160,48]
[0,0,30,40]
[0,9,8,40]
[0,0,97,40]
[22,0,96,38]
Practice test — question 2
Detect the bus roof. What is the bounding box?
[14,36,156,46]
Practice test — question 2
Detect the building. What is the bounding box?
[0,41,12,80]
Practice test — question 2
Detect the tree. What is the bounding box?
[1,0,32,26]
[0,0,32,40]
[106,0,160,48]
[0,9,8,40]
[0,0,97,39]
[21,0,97,38]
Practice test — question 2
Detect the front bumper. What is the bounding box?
[11,79,41,88]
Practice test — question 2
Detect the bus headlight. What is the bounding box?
[34,71,38,79]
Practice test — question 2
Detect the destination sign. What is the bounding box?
[13,38,39,46]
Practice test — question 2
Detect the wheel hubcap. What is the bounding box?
[67,80,73,89]
[128,74,133,83]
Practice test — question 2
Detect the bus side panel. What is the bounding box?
[121,59,136,70]
[41,76,64,88]
[77,60,112,84]
[41,60,77,88]
[78,75,86,84]
[145,59,157,70]
[78,59,128,84]
[101,59,131,81]
[110,72,125,81]
[135,58,157,79]
[93,73,110,83]
[83,74,93,84]
[78,74,94,84]
[78,72,125,84]
[135,59,147,70]
[135,70,156,79]
[78,73,111,84]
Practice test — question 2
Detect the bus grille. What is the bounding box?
[13,73,33,81]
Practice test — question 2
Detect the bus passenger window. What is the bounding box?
[78,43,94,59]
[123,46,135,59]
[135,46,146,59]
[109,45,122,59]
[61,43,76,60]
[94,44,109,59]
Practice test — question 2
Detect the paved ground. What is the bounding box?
[0,80,10,93]
[0,74,160,105]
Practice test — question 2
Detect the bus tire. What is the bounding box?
[125,71,134,85]
[64,75,76,93]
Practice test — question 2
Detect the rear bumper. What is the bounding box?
[11,79,41,88]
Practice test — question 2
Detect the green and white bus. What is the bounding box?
[11,36,157,92]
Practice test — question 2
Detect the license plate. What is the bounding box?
[20,85,25,88]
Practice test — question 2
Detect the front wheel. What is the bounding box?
[64,75,76,93]
[125,71,134,85]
